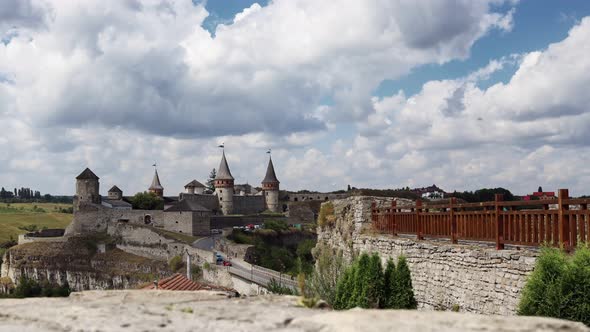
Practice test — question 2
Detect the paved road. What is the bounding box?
[192,235,218,251]
[191,235,297,290]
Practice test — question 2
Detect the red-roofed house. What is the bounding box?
[143,274,236,294]
[523,191,556,201]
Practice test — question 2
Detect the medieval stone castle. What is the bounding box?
[67,151,280,237]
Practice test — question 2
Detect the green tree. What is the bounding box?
[381,258,396,308]
[206,168,217,192]
[392,256,417,309]
[333,265,355,310]
[130,192,164,210]
[349,253,370,308]
[363,253,384,308]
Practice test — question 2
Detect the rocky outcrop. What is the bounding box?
[316,196,538,315]
[0,290,586,332]
[0,237,171,292]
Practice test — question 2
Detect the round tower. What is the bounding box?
[214,151,234,215]
[262,156,280,213]
[74,168,100,212]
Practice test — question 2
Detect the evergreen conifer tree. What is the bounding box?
[382,258,396,308]
[206,168,217,192]
[393,256,417,309]
[350,253,370,308]
[363,253,384,308]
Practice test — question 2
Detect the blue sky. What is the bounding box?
[2,0,590,196]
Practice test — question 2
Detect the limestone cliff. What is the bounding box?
[316,196,538,315]
[0,236,171,291]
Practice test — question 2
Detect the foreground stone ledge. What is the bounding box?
[0,290,586,332]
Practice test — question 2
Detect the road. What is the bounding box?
[192,235,297,290]
[192,235,218,251]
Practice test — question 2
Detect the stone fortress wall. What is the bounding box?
[316,196,538,316]
[232,195,266,215]
[286,192,350,202]
[65,204,211,237]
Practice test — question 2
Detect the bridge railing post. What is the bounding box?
[391,200,397,236]
[495,194,504,250]
[558,189,570,250]
[416,200,423,240]
[450,198,457,244]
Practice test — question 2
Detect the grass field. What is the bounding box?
[0,203,73,243]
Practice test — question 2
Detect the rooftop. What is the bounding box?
[184,180,205,188]
[215,151,234,181]
[143,274,234,292]
[76,168,99,180]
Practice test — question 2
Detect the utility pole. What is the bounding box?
[185,249,191,280]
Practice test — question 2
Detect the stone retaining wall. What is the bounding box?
[316,196,538,315]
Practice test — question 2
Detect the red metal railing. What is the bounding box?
[371,189,590,250]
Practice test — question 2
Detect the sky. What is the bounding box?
[2,0,590,196]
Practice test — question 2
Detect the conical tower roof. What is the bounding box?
[215,151,234,181]
[262,156,279,184]
[149,169,164,190]
[76,168,99,180]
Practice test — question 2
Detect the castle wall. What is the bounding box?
[287,192,350,202]
[65,203,165,235]
[163,211,211,236]
[316,196,538,316]
[108,222,214,263]
[232,195,265,215]
[178,194,220,212]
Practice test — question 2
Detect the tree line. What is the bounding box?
[0,187,72,204]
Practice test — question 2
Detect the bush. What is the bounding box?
[169,255,184,273]
[263,220,289,232]
[518,245,590,326]
[267,278,297,295]
[12,277,70,298]
[318,202,335,227]
[306,245,346,305]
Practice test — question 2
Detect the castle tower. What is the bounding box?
[107,185,123,200]
[149,169,164,198]
[262,156,280,213]
[214,151,234,215]
[184,180,205,195]
[74,168,100,212]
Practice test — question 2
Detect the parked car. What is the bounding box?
[210,229,221,235]
[223,261,232,267]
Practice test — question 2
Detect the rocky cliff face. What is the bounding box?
[316,196,538,315]
[0,290,586,332]
[0,236,171,292]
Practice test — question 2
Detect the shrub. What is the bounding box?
[267,278,297,295]
[169,255,184,273]
[318,202,335,227]
[518,245,590,326]
[518,247,567,318]
[307,245,346,306]
[263,220,289,232]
